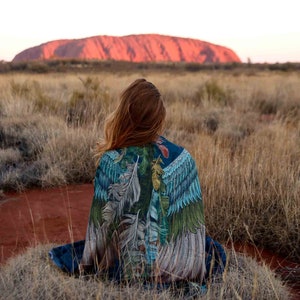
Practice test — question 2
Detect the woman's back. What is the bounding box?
[81,136,206,283]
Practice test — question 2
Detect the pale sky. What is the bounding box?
[1,0,299,63]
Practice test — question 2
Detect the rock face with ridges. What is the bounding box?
[13,34,241,63]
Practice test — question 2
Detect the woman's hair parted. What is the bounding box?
[96,78,166,158]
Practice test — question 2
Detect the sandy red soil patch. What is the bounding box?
[0,184,93,264]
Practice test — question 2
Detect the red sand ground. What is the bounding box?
[0,184,93,264]
[0,184,299,297]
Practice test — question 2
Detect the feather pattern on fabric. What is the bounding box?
[145,190,159,264]
[151,148,206,282]
[162,149,204,241]
[94,151,121,202]
[103,158,141,224]
[156,225,205,282]
[82,150,131,269]
[163,149,202,214]
[119,212,147,279]
[81,219,117,269]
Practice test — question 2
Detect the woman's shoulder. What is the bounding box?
[154,136,186,166]
[99,149,120,163]
[99,147,145,169]
[96,149,121,172]
[98,137,189,168]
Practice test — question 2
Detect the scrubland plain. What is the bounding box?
[0,65,299,299]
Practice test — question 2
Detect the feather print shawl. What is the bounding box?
[81,136,206,283]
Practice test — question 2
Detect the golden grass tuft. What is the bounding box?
[0,244,290,300]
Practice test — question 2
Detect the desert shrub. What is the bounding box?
[9,80,60,115]
[10,80,31,97]
[0,116,48,160]
[0,148,23,190]
[40,127,98,187]
[30,81,60,114]
[0,115,55,190]
[0,168,23,191]
[250,90,281,115]
[192,80,233,106]
[27,62,50,73]
[278,98,300,127]
[1,161,47,191]
[165,101,205,134]
[203,112,219,133]
[67,77,111,126]
[0,148,22,165]
[214,110,258,155]
[0,114,98,191]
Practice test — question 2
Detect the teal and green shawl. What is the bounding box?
[81,136,206,283]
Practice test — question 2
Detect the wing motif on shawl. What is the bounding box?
[82,151,142,270]
[82,151,121,268]
[119,212,147,279]
[93,151,122,203]
[103,157,141,223]
[155,149,206,282]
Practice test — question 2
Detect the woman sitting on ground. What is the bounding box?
[78,78,226,286]
[50,78,226,294]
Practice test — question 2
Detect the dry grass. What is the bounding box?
[0,244,290,300]
[0,69,299,295]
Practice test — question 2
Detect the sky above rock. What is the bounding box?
[1,0,299,62]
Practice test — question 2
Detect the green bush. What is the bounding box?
[192,80,233,106]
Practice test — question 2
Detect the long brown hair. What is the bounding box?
[96,78,166,158]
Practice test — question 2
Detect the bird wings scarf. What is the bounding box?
[81,136,206,283]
